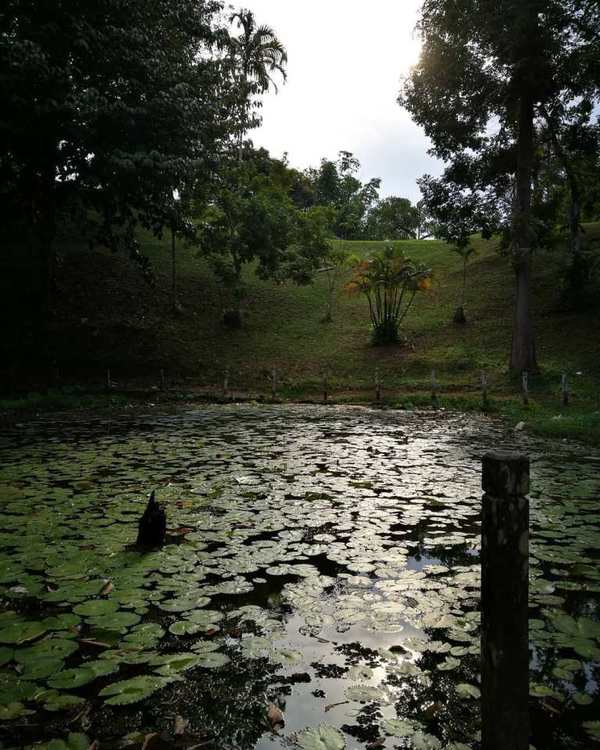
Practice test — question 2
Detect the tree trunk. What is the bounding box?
[32,163,57,370]
[510,92,538,373]
[171,224,176,308]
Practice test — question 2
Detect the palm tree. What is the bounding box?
[229,9,287,158]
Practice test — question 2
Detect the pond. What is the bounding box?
[0,404,599,750]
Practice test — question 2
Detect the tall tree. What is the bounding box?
[228,9,287,159]
[400,0,600,372]
[0,0,232,360]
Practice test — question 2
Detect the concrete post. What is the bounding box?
[481,451,530,750]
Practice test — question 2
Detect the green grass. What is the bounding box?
[4,223,600,442]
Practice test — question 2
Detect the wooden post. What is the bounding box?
[223,367,230,399]
[271,367,277,400]
[375,367,381,402]
[481,371,489,408]
[521,371,529,406]
[561,373,569,406]
[106,368,112,391]
[481,451,530,750]
[160,369,166,390]
[323,373,329,403]
[431,369,438,408]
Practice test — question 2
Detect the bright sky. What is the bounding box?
[243,0,443,202]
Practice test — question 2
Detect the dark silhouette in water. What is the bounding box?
[136,491,166,548]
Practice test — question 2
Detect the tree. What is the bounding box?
[400,0,600,372]
[450,245,478,324]
[307,152,381,239]
[539,103,600,303]
[318,244,351,323]
[345,245,432,345]
[0,0,233,360]
[365,197,420,240]
[200,151,330,327]
[228,9,287,159]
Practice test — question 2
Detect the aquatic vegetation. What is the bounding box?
[0,405,598,749]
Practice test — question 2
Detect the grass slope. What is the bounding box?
[6,225,600,441]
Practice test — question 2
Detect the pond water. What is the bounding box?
[0,405,599,750]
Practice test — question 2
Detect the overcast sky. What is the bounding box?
[242,0,443,202]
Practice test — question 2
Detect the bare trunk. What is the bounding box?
[510,92,538,373]
[171,224,176,307]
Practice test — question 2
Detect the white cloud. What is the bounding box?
[241,0,443,201]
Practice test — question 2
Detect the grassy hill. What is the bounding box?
[3,225,600,441]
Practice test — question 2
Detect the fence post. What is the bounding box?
[375,367,381,403]
[561,373,569,406]
[223,367,230,400]
[481,371,489,408]
[481,451,530,750]
[323,372,329,403]
[271,367,277,400]
[106,368,112,391]
[521,371,529,406]
[431,369,438,408]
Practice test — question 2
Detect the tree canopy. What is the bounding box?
[400,0,600,371]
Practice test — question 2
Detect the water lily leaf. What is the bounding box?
[345,685,387,703]
[86,611,140,632]
[45,732,89,750]
[381,718,420,737]
[0,701,35,720]
[0,621,47,644]
[158,595,211,613]
[196,651,230,669]
[437,656,460,671]
[150,652,202,675]
[16,638,79,663]
[456,683,481,700]
[73,599,118,617]
[573,692,593,706]
[583,721,600,741]
[21,656,64,680]
[296,724,346,750]
[169,620,203,636]
[0,647,13,666]
[43,693,86,712]
[123,622,164,646]
[100,675,168,705]
[87,660,119,678]
[529,683,563,701]
[48,666,97,689]
[43,614,81,631]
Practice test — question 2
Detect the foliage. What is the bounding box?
[400,0,600,372]
[365,197,420,240]
[345,245,431,344]
[304,152,381,239]
[318,245,353,322]
[227,8,287,158]
[200,150,331,322]
[0,0,237,360]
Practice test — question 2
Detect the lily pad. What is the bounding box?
[48,666,97,689]
[99,675,168,705]
[296,724,346,750]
